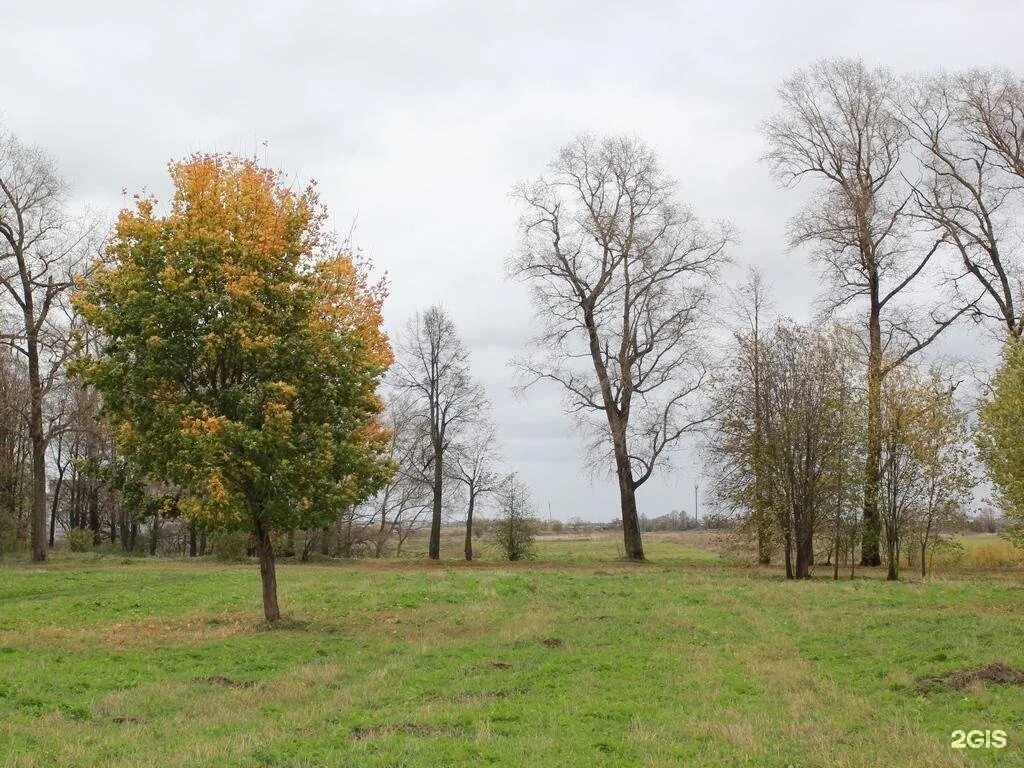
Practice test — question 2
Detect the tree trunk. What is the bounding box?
[149,513,159,556]
[611,431,644,561]
[861,302,883,567]
[783,526,794,580]
[199,531,207,556]
[255,521,280,622]
[464,488,475,562]
[756,519,772,565]
[26,336,47,562]
[188,523,197,557]
[88,487,101,545]
[886,534,899,581]
[794,510,811,579]
[429,437,443,560]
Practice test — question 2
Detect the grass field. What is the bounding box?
[1,534,1022,767]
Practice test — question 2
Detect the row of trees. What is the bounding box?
[0,139,536,619]
[708,273,972,580]
[505,61,1024,570]
[4,57,1024,618]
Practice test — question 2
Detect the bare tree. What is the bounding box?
[392,306,487,559]
[359,393,433,557]
[904,70,1024,338]
[447,421,501,561]
[0,127,90,561]
[511,135,730,561]
[764,60,966,567]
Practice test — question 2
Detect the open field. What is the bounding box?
[1,534,1022,767]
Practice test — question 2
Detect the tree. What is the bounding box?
[492,473,537,562]
[764,60,964,567]
[355,393,432,558]
[392,306,487,560]
[511,135,730,561]
[763,324,860,578]
[878,364,972,580]
[903,72,1023,338]
[447,420,500,561]
[0,127,88,561]
[75,154,392,621]
[978,338,1024,546]
[0,348,31,553]
[714,267,776,563]
[709,319,863,578]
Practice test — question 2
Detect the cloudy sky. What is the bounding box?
[4,0,1022,521]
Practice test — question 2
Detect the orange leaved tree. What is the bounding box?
[75,154,393,621]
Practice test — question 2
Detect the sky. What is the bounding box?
[3,0,1022,521]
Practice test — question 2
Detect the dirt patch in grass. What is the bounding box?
[103,612,252,648]
[487,661,512,670]
[542,637,564,648]
[918,662,1024,692]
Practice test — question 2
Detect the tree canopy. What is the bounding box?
[74,154,393,619]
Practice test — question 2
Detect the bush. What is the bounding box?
[492,473,537,562]
[66,529,94,552]
[213,530,252,561]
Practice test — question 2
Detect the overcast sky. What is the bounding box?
[4,0,1022,521]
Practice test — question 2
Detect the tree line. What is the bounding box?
[2,59,1024,619]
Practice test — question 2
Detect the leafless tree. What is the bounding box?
[0,127,91,561]
[356,393,433,557]
[763,60,967,567]
[510,135,730,561]
[391,306,488,559]
[904,70,1024,338]
[447,421,501,561]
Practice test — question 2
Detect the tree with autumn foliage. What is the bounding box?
[74,154,393,621]
[978,338,1024,547]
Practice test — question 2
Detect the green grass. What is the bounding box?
[1,535,1022,767]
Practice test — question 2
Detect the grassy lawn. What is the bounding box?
[1,535,1022,767]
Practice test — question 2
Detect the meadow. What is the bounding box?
[1,533,1022,767]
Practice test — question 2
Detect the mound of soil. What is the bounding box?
[918,662,1024,693]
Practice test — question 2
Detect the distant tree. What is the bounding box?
[75,154,392,621]
[392,306,487,560]
[0,127,90,560]
[978,338,1024,547]
[878,364,972,580]
[354,394,432,558]
[448,420,501,561]
[492,473,537,561]
[711,268,776,563]
[511,135,730,561]
[764,60,967,567]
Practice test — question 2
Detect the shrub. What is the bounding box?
[66,529,94,552]
[213,530,252,561]
[492,473,537,562]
